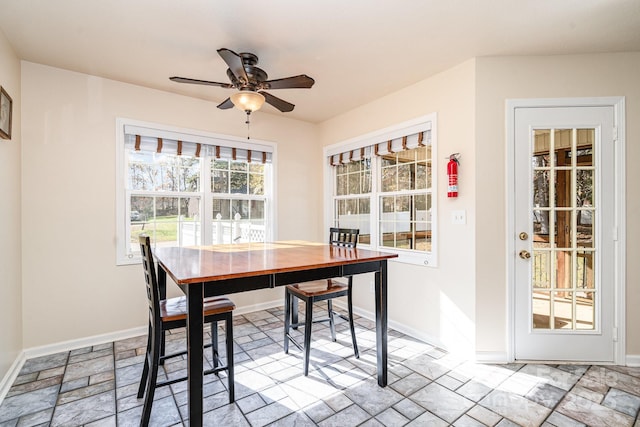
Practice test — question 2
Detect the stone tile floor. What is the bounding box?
[1,305,640,426]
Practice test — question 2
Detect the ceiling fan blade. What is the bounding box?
[261,91,295,112]
[217,48,249,84]
[217,98,234,109]
[170,76,233,88]
[263,74,315,90]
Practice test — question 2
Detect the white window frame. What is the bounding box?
[323,114,437,267]
[115,118,277,265]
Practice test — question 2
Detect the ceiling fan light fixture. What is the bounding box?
[230,91,265,112]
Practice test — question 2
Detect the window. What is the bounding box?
[326,115,436,266]
[116,119,275,265]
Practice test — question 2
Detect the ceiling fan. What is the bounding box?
[169,48,315,115]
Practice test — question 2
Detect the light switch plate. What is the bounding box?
[452,210,466,224]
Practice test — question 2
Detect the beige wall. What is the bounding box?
[20,62,321,348]
[0,30,22,381]
[474,52,640,357]
[319,60,478,355]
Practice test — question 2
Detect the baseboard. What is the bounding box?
[23,326,148,360]
[0,352,27,404]
[626,354,640,367]
[233,299,282,316]
[474,351,510,364]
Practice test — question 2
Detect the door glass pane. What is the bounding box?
[576,250,595,290]
[553,211,572,248]
[552,291,574,329]
[533,130,550,162]
[576,291,595,330]
[533,170,550,208]
[576,129,594,166]
[576,170,594,207]
[555,250,572,290]
[533,291,551,329]
[532,250,551,288]
[554,129,572,166]
[578,211,594,248]
[555,169,572,207]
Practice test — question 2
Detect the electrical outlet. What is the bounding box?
[452,210,466,225]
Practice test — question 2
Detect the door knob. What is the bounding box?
[519,250,531,260]
[519,232,528,241]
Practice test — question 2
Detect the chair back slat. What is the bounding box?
[329,227,359,248]
[139,235,160,326]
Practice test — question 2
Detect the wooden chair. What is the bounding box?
[137,235,235,426]
[283,228,360,375]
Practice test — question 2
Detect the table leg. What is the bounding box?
[186,282,204,427]
[375,260,388,386]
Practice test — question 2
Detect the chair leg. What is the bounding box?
[347,281,359,358]
[303,298,313,376]
[284,290,291,354]
[137,322,153,398]
[211,320,219,372]
[327,299,337,342]
[292,295,299,329]
[159,330,166,365]
[225,313,235,403]
[140,328,161,427]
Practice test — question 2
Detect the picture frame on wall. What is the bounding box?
[0,86,13,140]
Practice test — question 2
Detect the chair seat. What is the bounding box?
[160,296,235,322]
[286,279,348,298]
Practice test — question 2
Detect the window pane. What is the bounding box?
[214,159,229,170]
[213,170,228,193]
[336,174,347,196]
[212,198,231,220]
[249,173,264,195]
[362,170,372,193]
[180,158,200,192]
[249,163,264,173]
[397,163,413,191]
[230,161,247,171]
[381,166,397,192]
[416,161,428,190]
[348,173,360,194]
[230,171,248,194]
[232,199,249,219]
[250,200,265,220]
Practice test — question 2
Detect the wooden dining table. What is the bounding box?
[153,240,398,427]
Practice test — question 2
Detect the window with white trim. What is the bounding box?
[116,119,275,265]
[326,115,436,266]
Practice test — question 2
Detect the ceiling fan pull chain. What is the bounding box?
[245,111,251,140]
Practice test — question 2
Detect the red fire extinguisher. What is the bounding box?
[447,153,460,198]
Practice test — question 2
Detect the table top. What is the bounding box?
[153,240,398,285]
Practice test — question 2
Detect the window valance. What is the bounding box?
[328,128,431,166]
[124,124,273,163]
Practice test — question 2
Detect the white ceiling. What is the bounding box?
[1,0,639,123]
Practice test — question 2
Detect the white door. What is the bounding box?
[513,105,616,362]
